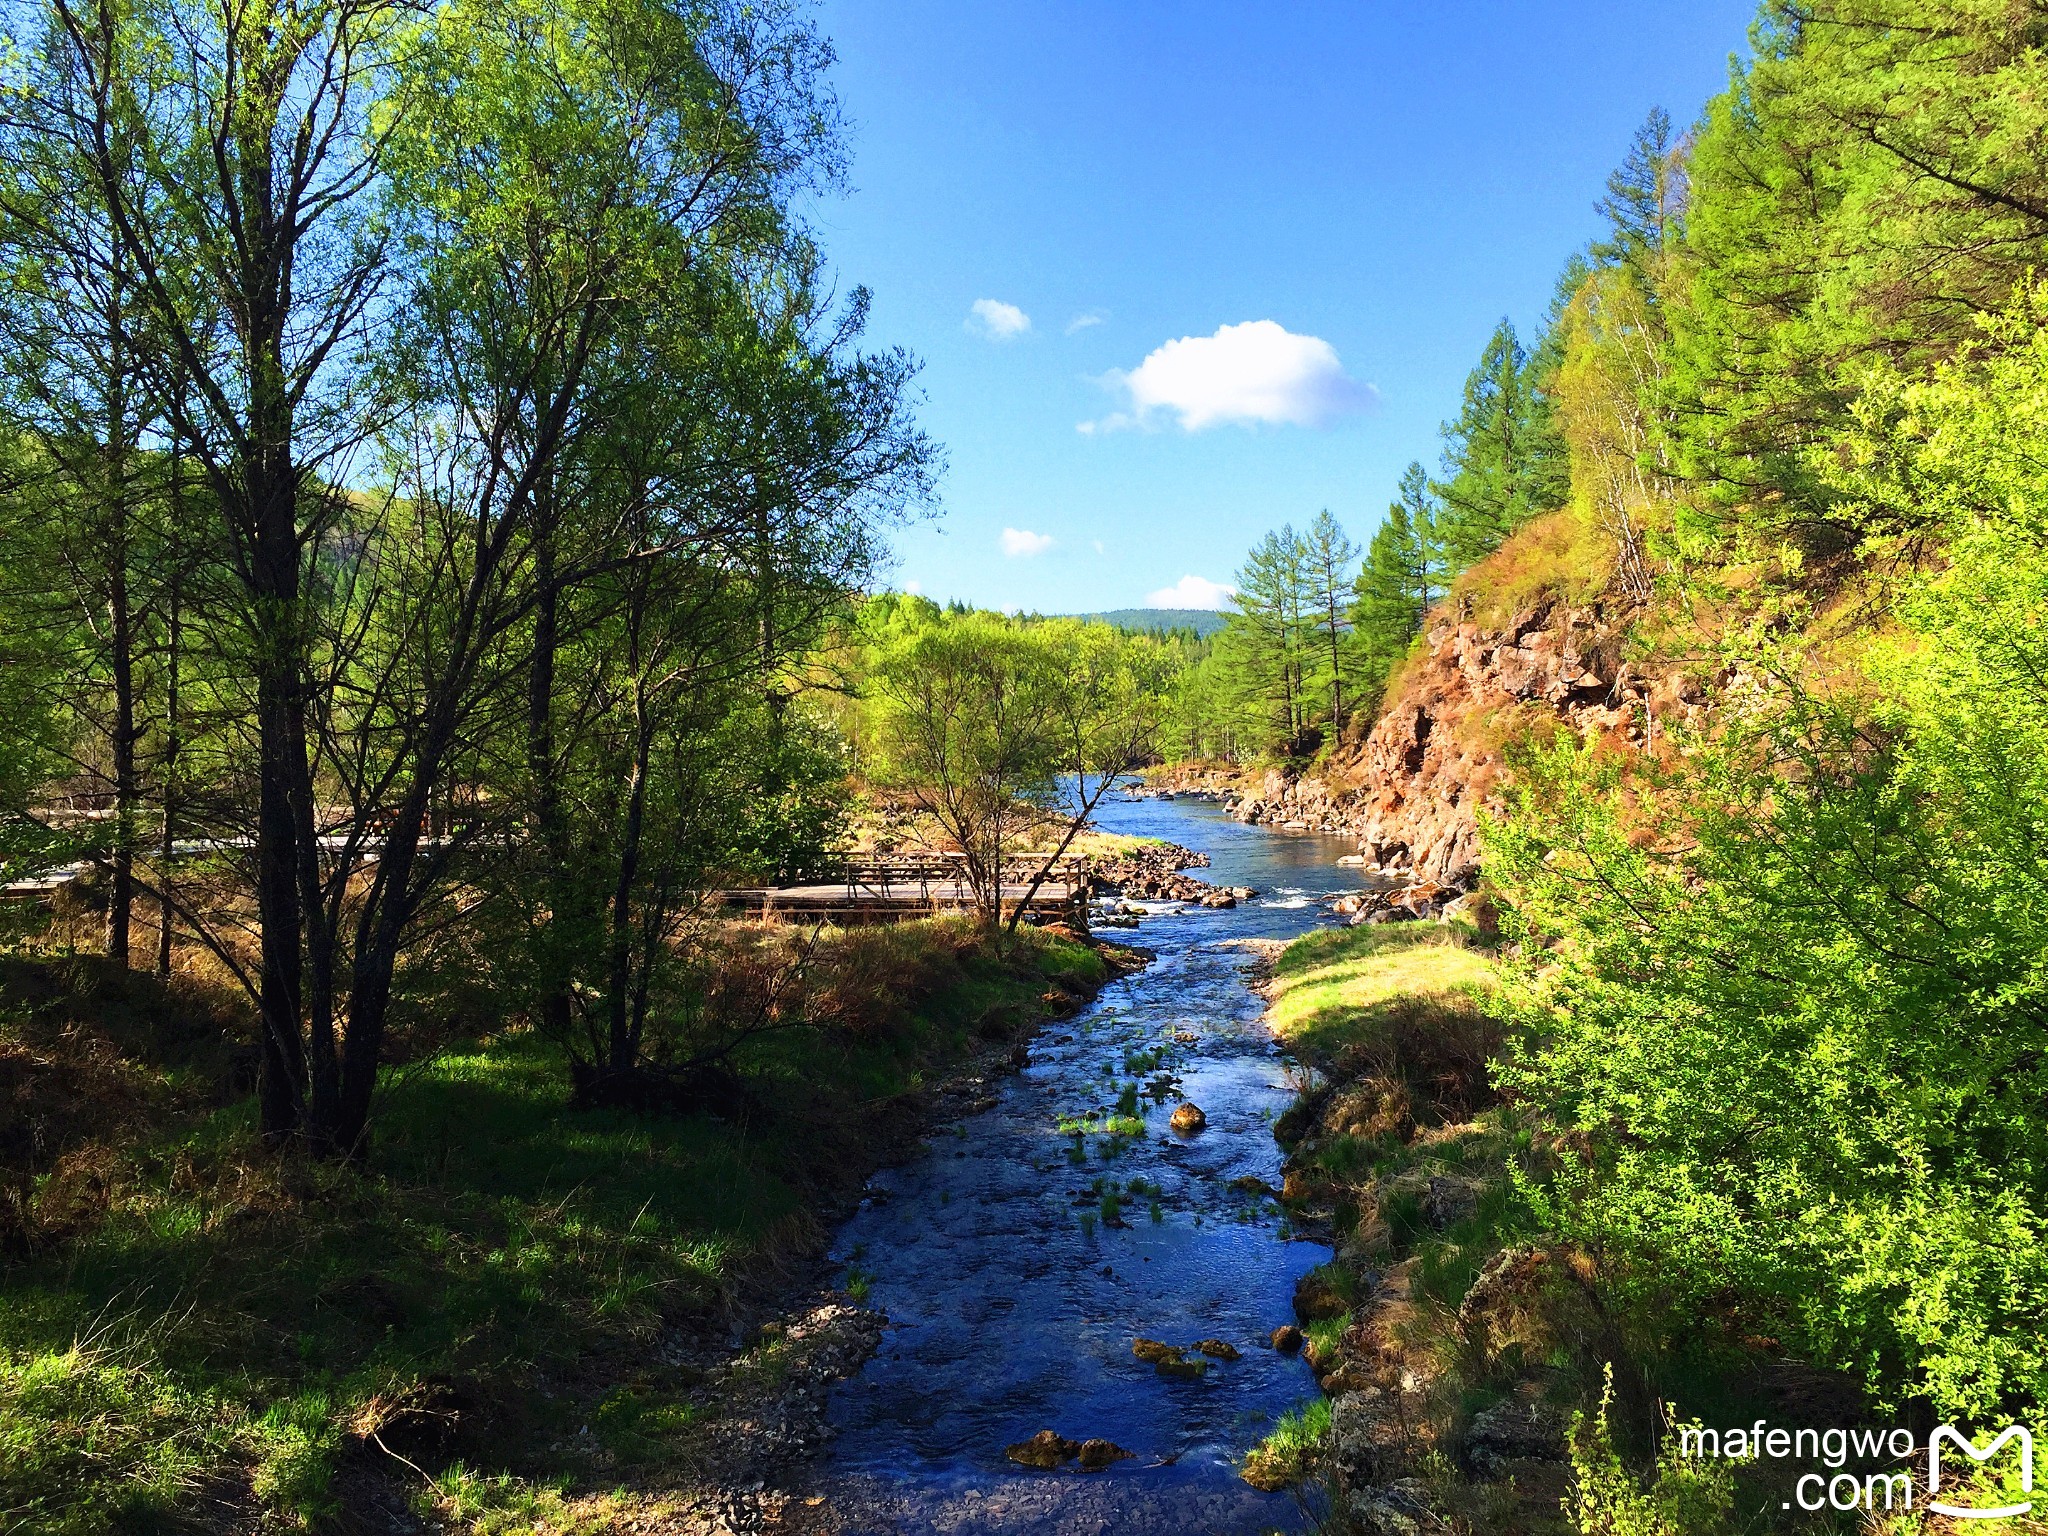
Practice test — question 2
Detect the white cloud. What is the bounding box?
[1066,310,1107,335]
[1147,574,1237,609]
[967,298,1031,340]
[1091,539,1106,555]
[1000,527,1055,558]
[1085,320,1375,433]
[902,579,922,595]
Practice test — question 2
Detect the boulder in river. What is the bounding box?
[1154,1355,1209,1380]
[1077,1437,1134,1471]
[1170,1102,1207,1134]
[1270,1324,1304,1353]
[1006,1430,1082,1469]
[1131,1338,1182,1364]
[1294,1268,1350,1321]
[1194,1338,1241,1360]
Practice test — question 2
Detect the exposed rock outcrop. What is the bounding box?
[1211,594,1712,887]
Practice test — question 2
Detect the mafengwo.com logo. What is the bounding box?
[1930,1426,2034,1520]
[1677,1420,2034,1517]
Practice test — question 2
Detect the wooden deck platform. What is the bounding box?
[721,855,1091,927]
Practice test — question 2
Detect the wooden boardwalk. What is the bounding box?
[721,855,1091,927]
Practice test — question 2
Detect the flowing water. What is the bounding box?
[805,795,1376,1535]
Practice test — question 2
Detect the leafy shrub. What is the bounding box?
[1566,1368,1734,1536]
[1494,292,2048,1420]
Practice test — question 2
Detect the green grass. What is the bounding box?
[0,919,1109,1531]
[1304,1312,1351,1364]
[1267,924,1497,1063]
[1241,1396,1332,1490]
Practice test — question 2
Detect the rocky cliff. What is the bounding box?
[1185,591,1712,889]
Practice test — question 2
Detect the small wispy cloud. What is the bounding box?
[1082,320,1376,433]
[1066,310,1107,335]
[967,298,1031,341]
[1147,574,1237,609]
[902,579,922,595]
[1000,527,1055,558]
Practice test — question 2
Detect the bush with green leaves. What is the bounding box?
[1566,1368,1735,1536]
[1494,291,2048,1421]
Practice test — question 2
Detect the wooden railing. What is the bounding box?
[789,852,1091,901]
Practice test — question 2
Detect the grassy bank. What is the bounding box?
[1253,922,1926,1536]
[1249,921,1589,1531]
[0,919,1120,1533]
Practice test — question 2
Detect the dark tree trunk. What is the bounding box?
[103,273,135,964]
[155,574,179,976]
[252,485,310,1146]
[527,533,574,1042]
[606,705,654,1074]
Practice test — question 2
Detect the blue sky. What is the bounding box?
[806,0,1757,614]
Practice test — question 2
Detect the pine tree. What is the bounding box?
[1593,106,1687,290]
[1352,463,1442,697]
[1433,320,1568,568]
[1217,524,1314,750]
[1303,509,1359,728]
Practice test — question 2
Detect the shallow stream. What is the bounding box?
[807,796,1375,1534]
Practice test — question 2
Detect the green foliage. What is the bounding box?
[0,1346,242,1534]
[1493,291,2048,1420]
[1241,1396,1331,1489]
[1433,319,1572,569]
[1661,0,2048,526]
[1170,513,1367,761]
[1566,1368,1736,1536]
[1352,463,1448,709]
[862,602,1172,925]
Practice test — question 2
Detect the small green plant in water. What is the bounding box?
[1241,1397,1331,1490]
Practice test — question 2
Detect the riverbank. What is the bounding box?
[1242,921,1574,1533]
[1249,922,1904,1536]
[0,920,1146,1533]
[1135,765,1475,924]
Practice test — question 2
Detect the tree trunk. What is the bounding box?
[606,706,655,1074]
[246,295,312,1144]
[156,573,180,976]
[1326,598,1344,729]
[527,533,574,1042]
[252,502,310,1145]
[103,272,135,964]
[105,533,135,964]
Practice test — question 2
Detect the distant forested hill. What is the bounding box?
[1081,608,1227,637]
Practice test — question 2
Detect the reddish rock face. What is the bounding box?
[1222,595,1706,888]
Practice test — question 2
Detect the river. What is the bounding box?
[802,794,1374,1535]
